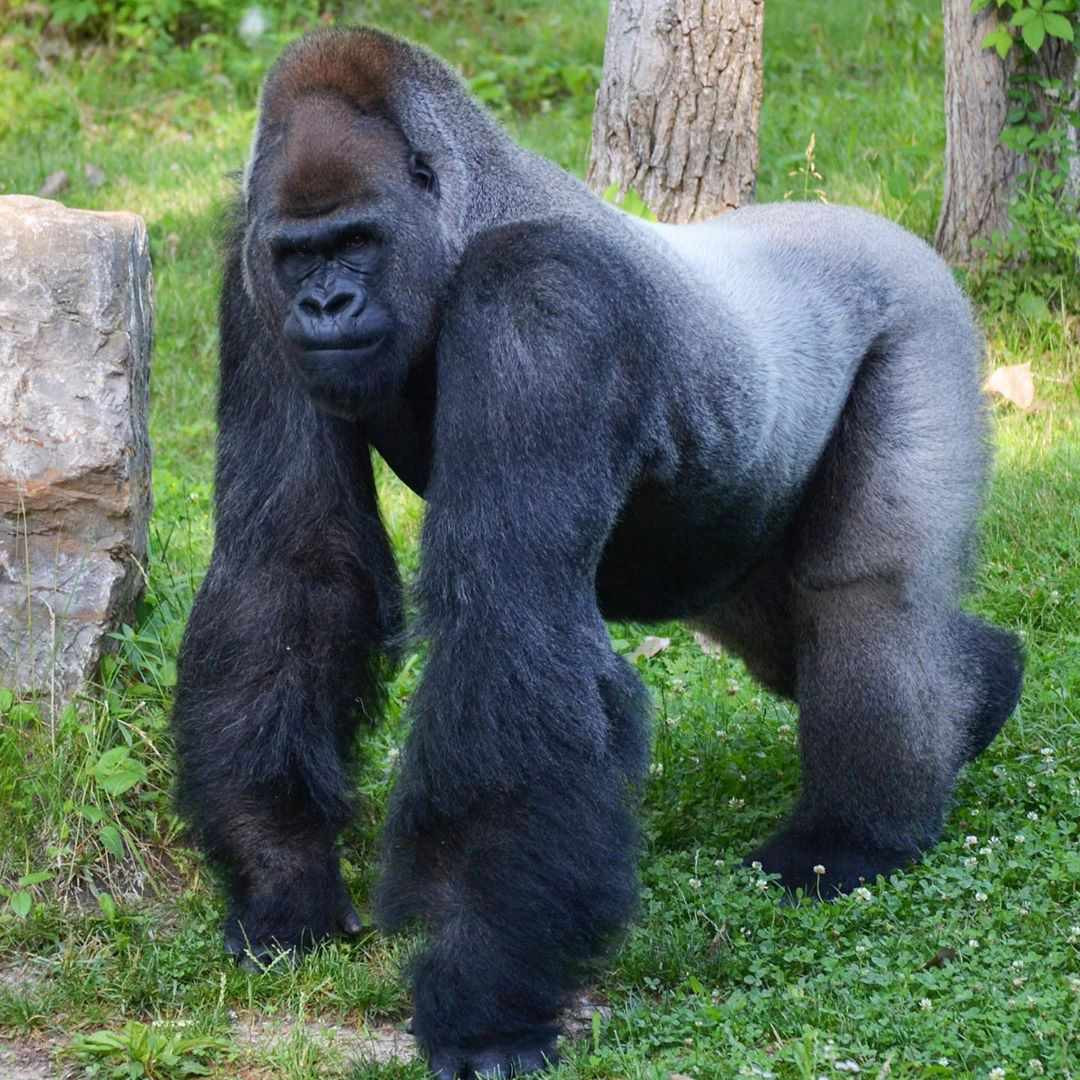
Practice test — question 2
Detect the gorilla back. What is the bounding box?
[172,26,1023,1079]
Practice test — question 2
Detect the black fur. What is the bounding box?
[171,27,1024,1077]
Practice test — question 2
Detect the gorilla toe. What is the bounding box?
[223,876,367,966]
[428,1038,558,1079]
[748,826,920,898]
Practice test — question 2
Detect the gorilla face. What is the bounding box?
[245,95,449,418]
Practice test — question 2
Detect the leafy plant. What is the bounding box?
[66,1021,232,1079]
[968,0,1080,311]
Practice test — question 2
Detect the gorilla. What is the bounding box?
[171,26,1024,1079]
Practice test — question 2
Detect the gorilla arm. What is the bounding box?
[171,236,403,960]
[375,222,660,1077]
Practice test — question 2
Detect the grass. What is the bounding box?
[1,1,1078,1077]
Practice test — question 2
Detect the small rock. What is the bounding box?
[36,170,69,198]
[84,162,107,189]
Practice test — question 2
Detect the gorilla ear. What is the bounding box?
[409,152,439,197]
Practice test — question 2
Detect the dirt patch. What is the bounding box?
[232,992,609,1068]
[0,1037,60,1080]
[233,1015,416,1065]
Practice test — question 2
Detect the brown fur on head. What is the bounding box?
[260,27,397,124]
[276,96,407,218]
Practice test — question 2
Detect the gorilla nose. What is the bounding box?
[299,287,364,319]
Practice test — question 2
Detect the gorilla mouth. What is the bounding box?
[300,334,388,358]
[291,335,406,416]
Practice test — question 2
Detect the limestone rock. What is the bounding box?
[0,195,153,706]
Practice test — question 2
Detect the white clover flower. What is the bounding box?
[1029,1060,1044,1076]
[688,877,702,890]
[813,864,826,875]
[852,886,872,902]
[1015,834,1026,843]
[835,1062,860,1073]
[975,891,988,902]
[238,6,268,45]
[979,846,993,856]
[968,939,979,948]
[750,860,762,871]
[989,1070,1005,1080]
[965,835,978,847]
[919,997,932,1011]
[1027,811,1039,821]
[964,857,978,869]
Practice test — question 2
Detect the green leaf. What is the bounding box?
[0,688,13,713]
[17,870,52,887]
[1006,123,1036,148]
[91,746,146,795]
[971,0,994,11]
[1044,0,1075,12]
[99,824,126,858]
[1018,291,1052,321]
[1022,16,1047,49]
[1011,7,1038,23]
[981,26,1015,55]
[97,892,117,920]
[10,891,31,918]
[1043,12,1075,37]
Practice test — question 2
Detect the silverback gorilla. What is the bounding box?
[172,26,1024,1079]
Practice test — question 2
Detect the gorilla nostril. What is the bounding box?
[324,289,359,317]
[298,290,361,319]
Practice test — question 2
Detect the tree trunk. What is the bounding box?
[935,0,1021,263]
[935,1,1078,263]
[587,0,764,224]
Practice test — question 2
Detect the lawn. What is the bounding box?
[0,1,1078,1078]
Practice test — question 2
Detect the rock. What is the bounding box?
[36,171,69,199]
[0,195,153,707]
[83,162,107,190]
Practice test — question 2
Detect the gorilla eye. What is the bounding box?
[279,249,320,282]
[409,152,439,197]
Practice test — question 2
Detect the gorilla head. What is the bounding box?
[242,89,449,417]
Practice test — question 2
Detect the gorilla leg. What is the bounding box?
[750,580,967,894]
[751,320,1021,895]
[686,556,797,700]
[172,242,401,961]
[950,611,1024,761]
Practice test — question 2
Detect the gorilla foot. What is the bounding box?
[427,1037,558,1079]
[748,826,920,898]
[224,876,366,968]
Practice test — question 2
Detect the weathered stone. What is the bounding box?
[0,195,153,706]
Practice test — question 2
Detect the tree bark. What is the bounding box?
[935,0,1021,263]
[936,1,1078,264]
[587,0,764,224]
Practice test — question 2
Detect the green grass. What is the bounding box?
[1,1,1078,1077]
